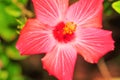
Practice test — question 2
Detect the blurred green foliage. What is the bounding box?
[0,0,28,80]
[0,0,120,80]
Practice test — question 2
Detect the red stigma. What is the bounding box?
[53,22,76,43]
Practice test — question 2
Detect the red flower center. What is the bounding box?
[53,22,76,43]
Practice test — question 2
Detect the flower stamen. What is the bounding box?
[63,22,77,35]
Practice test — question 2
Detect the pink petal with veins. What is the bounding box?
[32,0,69,26]
[42,44,77,80]
[74,27,114,63]
[66,0,103,28]
[16,19,56,55]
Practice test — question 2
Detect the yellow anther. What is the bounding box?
[63,22,76,34]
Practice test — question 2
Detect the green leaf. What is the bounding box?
[18,0,28,5]
[0,54,9,68]
[6,45,27,60]
[0,3,18,41]
[112,1,120,14]
[1,29,17,42]
[5,4,21,17]
[7,63,25,80]
[0,70,8,80]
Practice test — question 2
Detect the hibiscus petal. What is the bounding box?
[66,0,103,28]
[42,44,77,80]
[74,27,114,63]
[32,0,68,26]
[16,19,56,55]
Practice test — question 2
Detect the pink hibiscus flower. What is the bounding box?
[16,0,114,80]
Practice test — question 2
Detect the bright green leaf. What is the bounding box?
[0,70,8,80]
[112,1,120,14]
[5,4,21,17]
